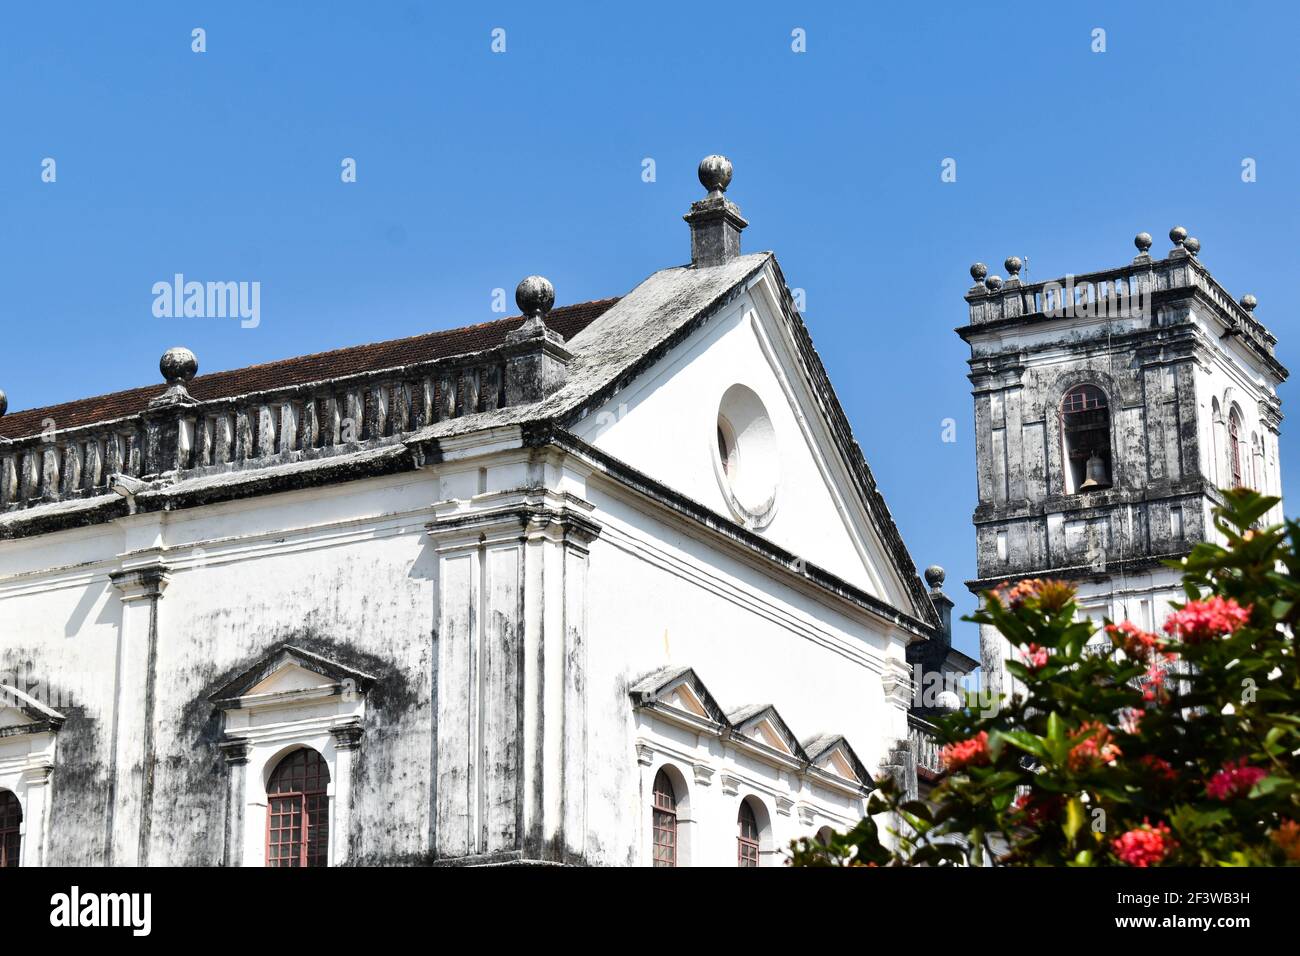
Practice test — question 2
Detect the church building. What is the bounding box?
[959,230,1286,699]
[0,157,946,867]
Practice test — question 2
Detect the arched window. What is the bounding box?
[1061,385,1112,493]
[1228,408,1244,488]
[737,801,761,867]
[0,790,21,868]
[651,768,678,867]
[266,748,330,867]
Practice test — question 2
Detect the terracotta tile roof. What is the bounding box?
[0,299,618,441]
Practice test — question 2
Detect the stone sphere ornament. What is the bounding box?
[1240,293,1258,312]
[985,275,1003,292]
[1004,256,1022,277]
[1134,231,1153,253]
[1184,236,1201,256]
[698,155,733,195]
[970,262,988,283]
[1169,225,1188,246]
[924,565,946,589]
[0,388,7,418]
[160,346,198,385]
[515,275,555,318]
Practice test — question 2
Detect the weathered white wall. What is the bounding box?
[0,434,905,866]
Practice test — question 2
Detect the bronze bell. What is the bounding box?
[1079,451,1110,490]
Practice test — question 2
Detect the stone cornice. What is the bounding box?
[108,562,170,602]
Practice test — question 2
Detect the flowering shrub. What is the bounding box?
[790,489,1300,866]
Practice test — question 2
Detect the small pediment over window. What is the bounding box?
[208,645,377,711]
[802,734,873,788]
[0,684,66,738]
[728,705,806,761]
[629,666,727,727]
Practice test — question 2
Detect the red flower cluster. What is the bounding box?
[1067,722,1122,771]
[1106,620,1171,664]
[1111,820,1176,867]
[1163,596,1252,645]
[1021,643,1049,670]
[1138,754,1177,783]
[1205,759,1267,801]
[940,731,990,771]
[1012,791,1064,826]
[1140,662,1174,706]
[1272,820,1300,862]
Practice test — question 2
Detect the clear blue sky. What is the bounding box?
[2,2,1296,657]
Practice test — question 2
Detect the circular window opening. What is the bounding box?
[714,384,779,528]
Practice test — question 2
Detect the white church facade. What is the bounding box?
[0,158,944,867]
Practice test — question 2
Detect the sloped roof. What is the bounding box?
[0,300,617,441]
[0,252,936,635]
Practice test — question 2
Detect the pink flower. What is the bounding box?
[1112,820,1176,867]
[1206,759,1267,801]
[1021,643,1049,670]
[941,731,990,771]
[1163,597,1252,645]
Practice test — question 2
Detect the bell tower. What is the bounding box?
[958,229,1287,699]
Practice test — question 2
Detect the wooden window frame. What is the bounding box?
[0,790,20,868]
[265,749,331,868]
[652,769,678,868]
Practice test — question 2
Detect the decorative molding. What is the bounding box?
[692,763,715,787]
[217,739,250,765]
[797,804,817,826]
[109,562,170,603]
[330,723,364,752]
[719,773,740,796]
[776,796,794,816]
[636,742,655,766]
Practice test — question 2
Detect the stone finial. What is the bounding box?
[970,262,988,284]
[506,274,565,347]
[1184,236,1201,257]
[0,388,7,418]
[684,155,747,267]
[1240,293,1258,312]
[160,346,198,385]
[1004,256,1022,278]
[514,275,555,319]
[1134,231,1153,253]
[698,155,733,197]
[984,275,1003,292]
[1169,225,1188,248]
[149,347,200,408]
[924,565,946,590]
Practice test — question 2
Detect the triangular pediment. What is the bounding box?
[803,734,873,788]
[567,255,937,631]
[629,666,727,726]
[0,684,66,735]
[209,645,376,708]
[728,705,806,761]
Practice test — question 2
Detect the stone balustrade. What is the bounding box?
[0,349,524,512]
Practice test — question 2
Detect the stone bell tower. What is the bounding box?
[958,228,1288,699]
